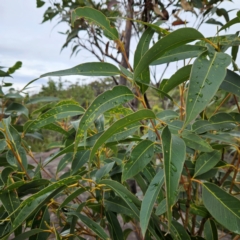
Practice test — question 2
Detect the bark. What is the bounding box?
[119,0,133,85]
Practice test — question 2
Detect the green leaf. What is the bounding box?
[41,62,120,78]
[71,7,119,40]
[193,151,221,178]
[170,220,191,240]
[134,27,155,93]
[26,96,59,105]
[192,113,236,134]
[106,211,124,240]
[7,61,22,74]
[220,69,240,97]
[12,229,44,240]
[205,18,223,26]
[182,133,213,152]
[95,162,115,182]
[24,103,84,133]
[29,206,50,240]
[151,45,206,65]
[5,103,29,118]
[155,198,167,216]
[219,11,240,32]
[90,110,155,161]
[184,47,231,127]
[68,212,110,239]
[71,150,90,175]
[134,28,204,79]
[122,140,155,182]
[0,70,11,78]
[140,169,164,237]
[161,126,186,229]
[75,86,134,151]
[36,0,45,8]
[204,219,218,240]
[156,110,178,121]
[161,65,192,94]
[57,153,73,174]
[202,182,240,234]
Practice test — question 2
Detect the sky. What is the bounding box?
[0,0,240,95]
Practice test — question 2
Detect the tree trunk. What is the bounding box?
[119,0,133,85]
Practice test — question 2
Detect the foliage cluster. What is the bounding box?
[0,1,240,240]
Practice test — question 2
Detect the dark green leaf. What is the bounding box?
[122,140,155,182]
[204,219,218,240]
[170,220,191,240]
[26,96,59,105]
[184,47,231,126]
[41,62,120,78]
[106,211,124,240]
[202,182,240,234]
[12,229,44,240]
[5,103,29,118]
[161,126,186,229]
[7,61,22,74]
[140,169,164,237]
[134,28,204,79]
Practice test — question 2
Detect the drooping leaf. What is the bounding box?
[161,65,192,94]
[75,86,134,151]
[205,18,223,26]
[41,62,120,78]
[24,103,85,133]
[151,45,206,65]
[0,70,11,78]
[140,169,164,237]
[71,7,119,40]
[170,220,191,240]
[184,47,231,127]
[106,211,124,240]
[95,162,115,182]
[193,151,221,178]
[219,11,240,32]
[90,110,155,161]
[7,61,22,74]
[122,140,155,182]
[134,28,204,79]
[204,219,218,240]
[134,27,155,93]
[12,229,44,240]
[68,212,109,239]
[202,182,240,234]
[220,69,240,97]
[161,126,186,229]
[155,198,167,216]
[25,96,59,105]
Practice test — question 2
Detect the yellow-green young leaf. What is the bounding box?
[134,28,204,80]
[71,7,118,41]
[193,151,221,178]
[41,62,120,78]
[134,27,155,93]
[151,45,206,65]
[184,47,231,127]
[202,182,240,234]
[140,169,164,237]
[220,69,240,97]
[161,126,186,230]
[75,86,134,151]
[204,219,218,240]
[90,110,155,161]
[122,140,155,182]
[24,104,85,133]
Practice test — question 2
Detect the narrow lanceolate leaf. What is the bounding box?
[134,28,204,79]
[202,182,240,234]
[204,219,218,240]
[220,69,240,97]
[193,151,221,178]
[122,140,155,182]
[24,104,85,133]
[75,86,134,151]
[140,169,164,237]
[90,110,155,161]
[161,65,192,94]
[161,126,186,229]
[68,212,109,239]
[151,45,206,65]
[219,11,240,32]
[184,48,231,127]
[134,27,155,93]
[170,221,191,240]
[71,7,119,41]
[12,229,44,240]
[106,211,124,240]
[41,62,120,78]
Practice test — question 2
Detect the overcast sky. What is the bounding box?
[0,0,240,94]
